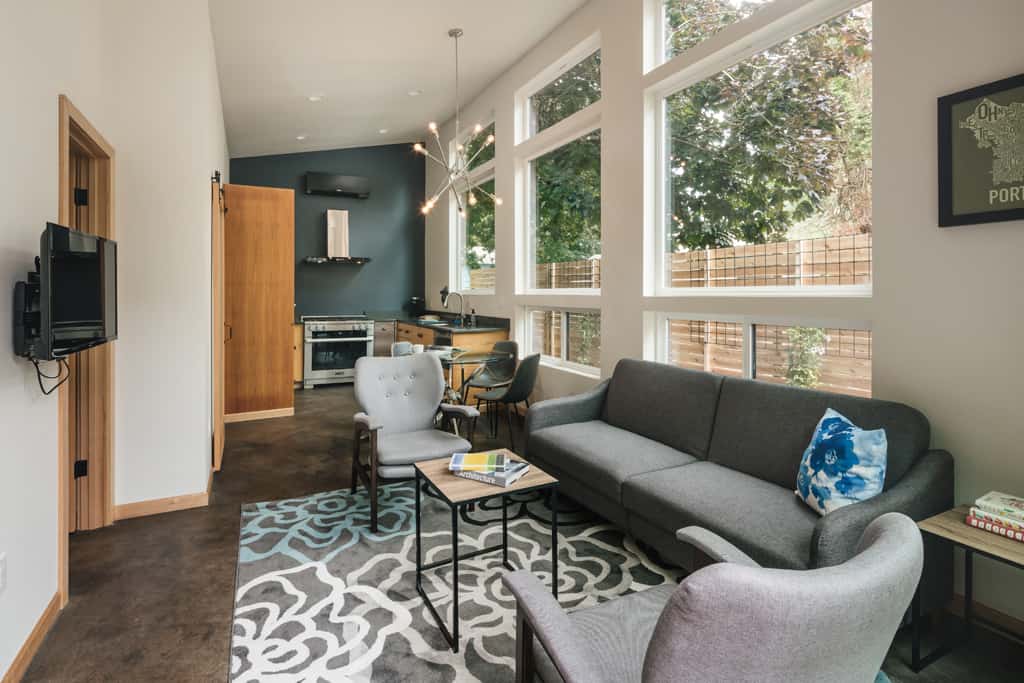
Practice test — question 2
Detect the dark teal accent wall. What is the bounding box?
[230,144,425,318]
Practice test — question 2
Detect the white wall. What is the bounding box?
[872,0,1024,621]
[0,0,228,673]
[426,0,1024,619]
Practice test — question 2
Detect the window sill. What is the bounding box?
[539,357,601,379]
[522,288,601,297]
[648,284,872,299]
[460,289,495,296]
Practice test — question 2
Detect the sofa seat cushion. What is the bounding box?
[529,421,696,504]
[533,583,677,683]
[623,462,818,569]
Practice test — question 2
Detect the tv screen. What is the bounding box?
[39,222,117,359]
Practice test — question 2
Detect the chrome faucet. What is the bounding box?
[439,286,465,326]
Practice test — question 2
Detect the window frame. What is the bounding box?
[449,120,498,295]
[514,33,602,145]
[643,0,873,298]
[524,306,602,377]
[646,310,871,392]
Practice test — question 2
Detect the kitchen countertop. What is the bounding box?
[296,310,509,334]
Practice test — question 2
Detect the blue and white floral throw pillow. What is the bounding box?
[796,408,887,515]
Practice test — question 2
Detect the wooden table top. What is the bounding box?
[918,505,1024,568]
[415,450,558,505]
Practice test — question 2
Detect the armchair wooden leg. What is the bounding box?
[369,430,379,533]
[351,427,361,494]
[515,605,535,683]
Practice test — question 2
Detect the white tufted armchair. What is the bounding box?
[352,353,479,531]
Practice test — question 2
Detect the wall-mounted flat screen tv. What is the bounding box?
[39,222,118,359]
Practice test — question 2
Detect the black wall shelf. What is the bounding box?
[303,256,372,265]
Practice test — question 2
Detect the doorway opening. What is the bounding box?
[56,95,115,607]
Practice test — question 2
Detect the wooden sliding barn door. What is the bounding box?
[223,184,295,420]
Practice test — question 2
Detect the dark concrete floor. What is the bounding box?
[23,385,1023,681]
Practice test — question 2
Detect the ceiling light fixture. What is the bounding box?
[307,95,323,103]
[296,135,307,141]
[379,128,389,134]
[414,29,500,218]
[408,89,422,97]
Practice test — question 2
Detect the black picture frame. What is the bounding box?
[938,72,1024,228]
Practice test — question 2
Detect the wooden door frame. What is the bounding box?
[212,176,225,471]
[56,94,115,608]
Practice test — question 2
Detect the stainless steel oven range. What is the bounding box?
[302,315,374,388]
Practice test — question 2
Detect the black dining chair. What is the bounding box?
[465,340,518,397]
[476,353,540,451]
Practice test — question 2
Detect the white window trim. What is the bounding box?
[645,310,871,382]
[514,32,602,145]
[523,305,602,377]
[643,0,873,298]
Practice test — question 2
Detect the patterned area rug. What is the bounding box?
[230,482,683,681]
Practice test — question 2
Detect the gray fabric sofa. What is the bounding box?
[525,359,953,611]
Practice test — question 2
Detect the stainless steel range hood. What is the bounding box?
[303,209,371,265]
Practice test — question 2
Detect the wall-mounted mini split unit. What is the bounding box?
[305,172,371,199]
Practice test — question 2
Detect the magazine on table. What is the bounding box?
[454,460,530,488]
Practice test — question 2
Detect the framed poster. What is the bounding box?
[938,73,1024,227]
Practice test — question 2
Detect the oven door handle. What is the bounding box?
[304,337,374,344]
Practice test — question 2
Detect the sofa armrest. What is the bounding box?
[676,527,761,568]
[525,380,609,434]
[502,571,606,683]
[354,412,383,432]
[811,449,954,568]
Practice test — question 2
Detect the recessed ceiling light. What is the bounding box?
[379,128,389,134]
[307,95,323,103]
[296,135,307,141]
[408,89,422,97]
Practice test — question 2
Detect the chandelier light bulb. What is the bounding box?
[468,193,478,206]
[486,134,495,145]
[413,142,425,153]
[494,197,504,206]
[421,205,430,215]
[474,123,483,134]
[428,122,438,132]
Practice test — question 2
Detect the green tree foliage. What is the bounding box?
[533,131,601,264]
[784,326,827,388]
[665,1,872,250]
[463,122,495,171]
[463,179,495,271]
[531,50,601,133]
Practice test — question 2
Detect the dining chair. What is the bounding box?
[476,353,540,451]
[464,340,519,401]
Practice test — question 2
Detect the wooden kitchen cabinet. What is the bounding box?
[397,323,435,346]
[293,324,303,384]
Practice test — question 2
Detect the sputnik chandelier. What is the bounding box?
[414,28,501,217]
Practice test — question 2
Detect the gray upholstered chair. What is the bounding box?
[352,354,479,531]
[503,512,923,683]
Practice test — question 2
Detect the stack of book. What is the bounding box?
[449,449,530,488]
[966,491,1024,543]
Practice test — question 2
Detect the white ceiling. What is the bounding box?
[209,0,588,158]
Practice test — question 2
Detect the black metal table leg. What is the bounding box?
[451,503,460,652]
[502,493,510,569]
[551,486,559,599]
[415,471,422,592]
[964,548,974,641]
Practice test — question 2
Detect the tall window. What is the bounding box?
[656,3,872,292]
[527,50,601,136]
[529,308,601,371]
[528,130,602,290]
[455,178,496,291]
[655,315,871,397]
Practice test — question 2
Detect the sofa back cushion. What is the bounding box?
[602,359,723,458]
[708,377,930,490]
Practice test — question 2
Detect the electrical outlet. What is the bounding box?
[0,553,6,594]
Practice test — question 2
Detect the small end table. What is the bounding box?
[414,453,559,653]
[912,505,1024,671]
